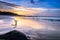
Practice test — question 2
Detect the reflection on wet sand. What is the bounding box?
[0,16,60,40]
[13,17,46,29]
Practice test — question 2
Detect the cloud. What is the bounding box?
[0,0,60,8]
[34,8,60,16]
[0,0,60,16]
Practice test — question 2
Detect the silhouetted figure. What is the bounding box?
[0,30,29,40]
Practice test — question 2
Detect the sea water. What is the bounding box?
[0,15,60,40]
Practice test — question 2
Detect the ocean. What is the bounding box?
[0,15,60,40]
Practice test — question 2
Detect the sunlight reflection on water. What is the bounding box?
[0,16,60,40]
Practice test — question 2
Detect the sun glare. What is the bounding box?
[12,7,46,16]
[13,17,46,29]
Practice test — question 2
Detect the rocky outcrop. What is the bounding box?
[0,30,29,40]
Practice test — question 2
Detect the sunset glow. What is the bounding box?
[12,7,46,16]
[13,17,46,29]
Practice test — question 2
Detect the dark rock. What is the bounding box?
[0,30,29,40]
[0,11,18,16]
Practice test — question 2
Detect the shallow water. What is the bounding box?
[0,15,60,40]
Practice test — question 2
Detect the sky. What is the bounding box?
[0,0,60,8]
[0,0,60,16]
